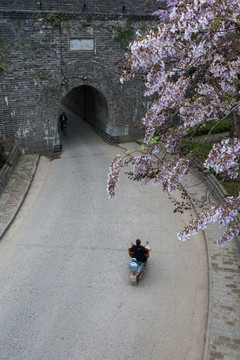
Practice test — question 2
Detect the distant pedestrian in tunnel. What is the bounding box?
[59,112,68,131]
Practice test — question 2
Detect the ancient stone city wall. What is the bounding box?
[0,1,164,151]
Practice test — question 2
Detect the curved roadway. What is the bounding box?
[0,110,208,360]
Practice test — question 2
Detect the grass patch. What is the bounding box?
[189,119,232,136]
[187,141,213,162]
[222,180,240,197]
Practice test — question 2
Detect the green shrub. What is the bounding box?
[222,180,240,197]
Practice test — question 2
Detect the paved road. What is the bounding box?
[0,111,208,360]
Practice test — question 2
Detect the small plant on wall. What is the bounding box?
[0,38,10,73]
[66,22,71,32]
[44,13,62,27]
[37,2,42,10]
[114,20,133,47]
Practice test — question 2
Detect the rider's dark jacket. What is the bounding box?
[128,244,149,262]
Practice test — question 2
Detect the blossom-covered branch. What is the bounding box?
[178,197,240,246]
[108,0,240,246]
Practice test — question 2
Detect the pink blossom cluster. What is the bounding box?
[107,155,131,198]
[132,155,158,184]
[178,197,240,246]
[218,223,240,247]
[204,138,240,178]
[217,196,240,226]
[153,157,190,193]
[108,0,240,246]
[107,155,122,199]
[177,210,218,242]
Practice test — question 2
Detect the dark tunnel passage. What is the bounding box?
[60,85,108,128]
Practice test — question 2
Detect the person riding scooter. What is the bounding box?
[128,239,149,263]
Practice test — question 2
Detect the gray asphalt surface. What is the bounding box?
[0,110,208,360]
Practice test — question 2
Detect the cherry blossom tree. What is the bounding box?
[107,0,240,247]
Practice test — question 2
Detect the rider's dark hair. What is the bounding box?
[136,239,141,246]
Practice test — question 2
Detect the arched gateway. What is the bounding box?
[61,85,108,128]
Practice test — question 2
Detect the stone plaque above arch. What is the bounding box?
[70,39,94,51]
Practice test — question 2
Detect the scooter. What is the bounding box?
[129,241,151,285]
